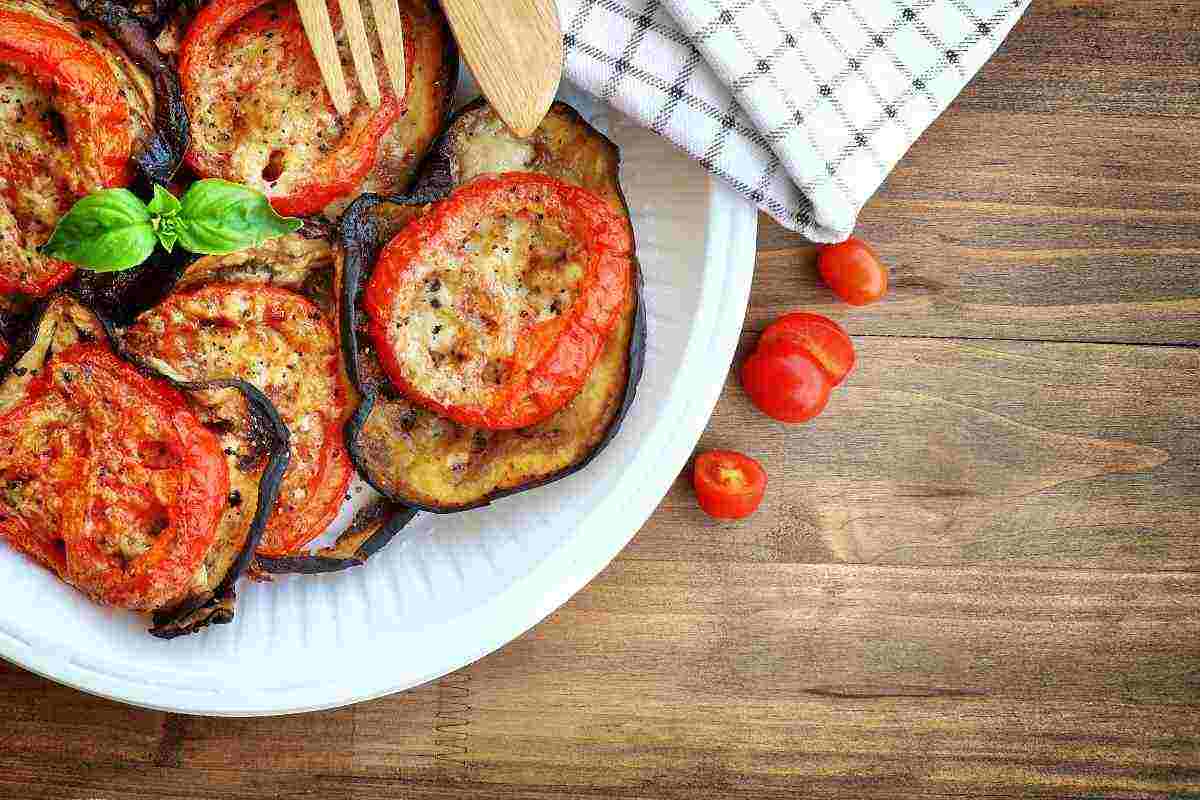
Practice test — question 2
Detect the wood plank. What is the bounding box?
[0,658,164,766]
[343,561,1200,799]
[751,0,1200,344]
[634,336,1200,570]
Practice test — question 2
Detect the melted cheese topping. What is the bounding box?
[187,0,393,200]
[0,0,155,294]
[0,65,85,289]
[389,212,584,407]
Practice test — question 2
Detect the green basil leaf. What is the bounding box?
[147,183,182,217]
[176,178,302,255]
[41,188,157,272]
[158,229,178,254]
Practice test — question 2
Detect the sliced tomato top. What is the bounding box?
[0,9,134,296]
[0,377,87,577]
[51,345,228,611]
[122,283,352,556]
[179,0,415,216]
[365,173,635,431]
[0,344,228,612]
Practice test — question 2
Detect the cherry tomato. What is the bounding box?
[759,312,855,385]
[693,450,766,520]
[741,342,831,423]
[817,237,888,306]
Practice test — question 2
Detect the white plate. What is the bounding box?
[0,84,758,715]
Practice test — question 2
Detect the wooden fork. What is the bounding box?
[296,0,406,116]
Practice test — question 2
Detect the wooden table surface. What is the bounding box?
[4,3,1199,798]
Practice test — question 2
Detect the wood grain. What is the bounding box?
[2,3,1199,799]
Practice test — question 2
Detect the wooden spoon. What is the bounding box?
[440,0,563,137]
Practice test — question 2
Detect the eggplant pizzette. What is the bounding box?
[0,1,646,638]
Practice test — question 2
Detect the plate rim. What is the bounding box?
[0,179,758,716]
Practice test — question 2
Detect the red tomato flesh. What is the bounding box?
[0,344,228,612]
[365,173,634,431]
[179,0,414,215]
[741,342,831,423]
[0,9,134,295]
[693,450,767,520]
[759,312,855,385]
[817,237,888,306]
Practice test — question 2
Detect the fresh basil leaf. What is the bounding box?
[147,183,182,217]
[155,213,180,253]
[41,188,157,272]
[176,178,301,255]
[158,229,178,254]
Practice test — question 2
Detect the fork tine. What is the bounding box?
[337,0,381,108]
[296,0,352,116]
[369,0,407,99]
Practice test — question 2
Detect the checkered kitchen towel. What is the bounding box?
[559,0,1032,241]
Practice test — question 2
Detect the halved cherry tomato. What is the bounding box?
[365,173,634,431]
[817,237,888,306]
[741,341,831,423]
[0,9,134,295]
[759,312,855,385]
[693,450,767,519]
[179,0,414,215]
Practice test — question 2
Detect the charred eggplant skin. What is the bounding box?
[0,295,291,638]
[73,0,190,185]
[339,100,648,513]
[255,504,420,575]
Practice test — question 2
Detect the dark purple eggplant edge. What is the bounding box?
[0,294,292,638]
[92,312,293,637]
[254,504,421,575]
[337,100,648,515]
[73,0,190,185]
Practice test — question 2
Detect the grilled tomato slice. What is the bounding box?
[122,283,352,556]
[0,379,87,576]
[0,344,228,612]
[0,8,136,296]
[364,172,634,431]
[179,0,415,216]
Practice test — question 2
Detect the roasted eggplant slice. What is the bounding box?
[341,101,647,512]
[154,235,420,572]
[176,0,456,218]
[73,0,190,184]
[0,295,289,637]
[121,282,351,557]
[0,0,156,298]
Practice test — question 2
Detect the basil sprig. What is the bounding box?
[43,179,302,272]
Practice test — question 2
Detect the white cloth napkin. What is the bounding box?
[558,0,1032,241]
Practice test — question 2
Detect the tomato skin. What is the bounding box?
[0,9,134,296]
[122,283,352,557]
[365,173,633,431]
[693,450,767,520]
[759,312,855,385]
[179,0,413,216]
[741,342,831,423]
[817,237,888,306]
[54,345,228,611]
